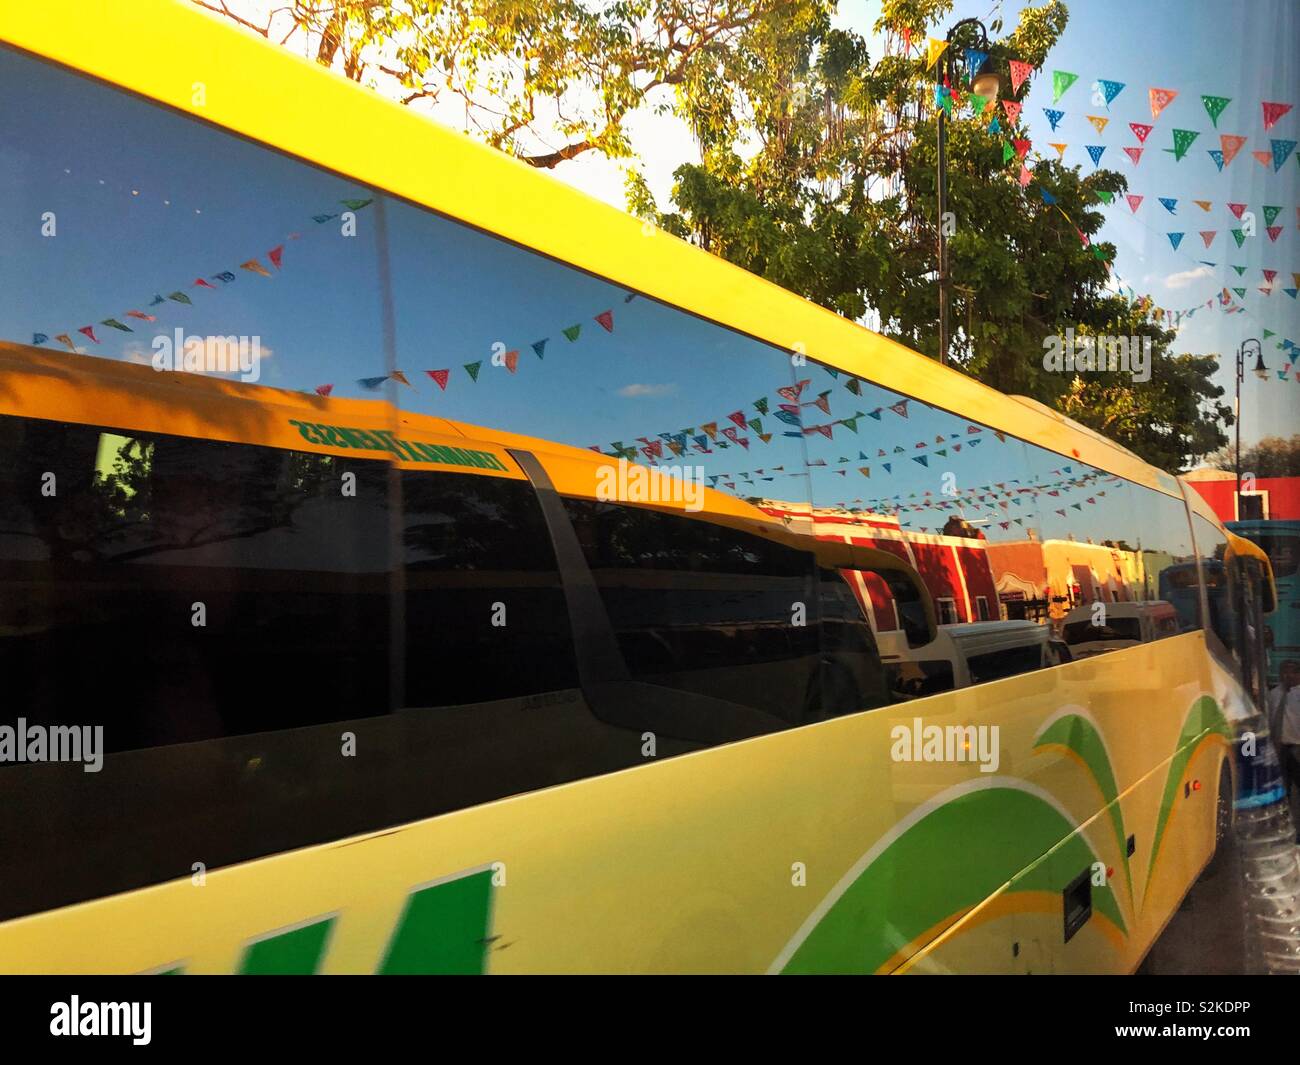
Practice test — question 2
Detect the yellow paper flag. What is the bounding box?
[1050,142,1068,159]
[1086,115,1109,135]
[926,38,948,69]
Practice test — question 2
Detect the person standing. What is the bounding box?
[1270,661,1300,842]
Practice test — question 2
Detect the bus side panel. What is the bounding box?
[0,637,1223,974]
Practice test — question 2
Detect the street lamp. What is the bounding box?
[1234,337,1266,518]
[936,18,998,368]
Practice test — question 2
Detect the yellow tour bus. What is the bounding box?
[0,0,1278,973]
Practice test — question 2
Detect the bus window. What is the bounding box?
[1255,531,1298,579]
[561,497,836,730]
[402,469,578,707]
[0,415,394,749]
[966,643,1045,685]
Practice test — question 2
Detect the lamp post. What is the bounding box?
[1233,337,1266,518]
[936,18,998,367]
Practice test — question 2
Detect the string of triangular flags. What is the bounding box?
[1012,79,1294,172]
[603,363,1014,469]
[323,301,623,398]
[31,197,375,353]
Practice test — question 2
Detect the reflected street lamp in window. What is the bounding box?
[1234,337,1266,518]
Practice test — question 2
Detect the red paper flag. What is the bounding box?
[594,310,614,332]
[1227,202,1246,219]
[1123,147,1144,165]
[314,384,334,397]
[268,245,284,269]
[1013,138,1032,158]
[427,369,449,390]
[1002,100,1022,125]
[78,325,99,344]
[1262,101,1293,130]
[193,277,215,288]
[1126,194,1143,212]
[1129,122,1153,142]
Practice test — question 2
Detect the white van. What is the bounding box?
[877,620,1050,697]
[1060,600,1180,659]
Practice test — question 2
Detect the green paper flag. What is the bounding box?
[100,318,132,332]
[464,361,481,381]
[1002,141,1015,164]
[969,94,988,116]
[1169,129,1199,161]
[1052,70,1078,103]
[1095,190,1114,203]
[1201,95,1231,127]
[562,324,581,342]
[1231,229,1246,247]
[1263,204,1281,226]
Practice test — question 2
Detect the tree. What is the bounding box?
[627,0,1230,469]
[193,0,821,168]
[1209,435,1300,478]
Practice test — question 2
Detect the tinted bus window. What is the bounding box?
[0,415,392,749]
[562,498,824,726]
[402,469,578,706]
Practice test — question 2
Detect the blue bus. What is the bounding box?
[1229,519,1300,685]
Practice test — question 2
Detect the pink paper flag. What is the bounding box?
[1126,194,1144,212]
[1009,61,1034,94]
[1123,146,1144,165]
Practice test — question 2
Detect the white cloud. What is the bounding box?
[1163,266,1213,290]
[617,382,677,398]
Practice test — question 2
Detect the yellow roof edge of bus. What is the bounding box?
[0,0,1184,501]
[1224,529,1275,578]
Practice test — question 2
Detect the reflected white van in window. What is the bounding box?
[1061,600,1180,659]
